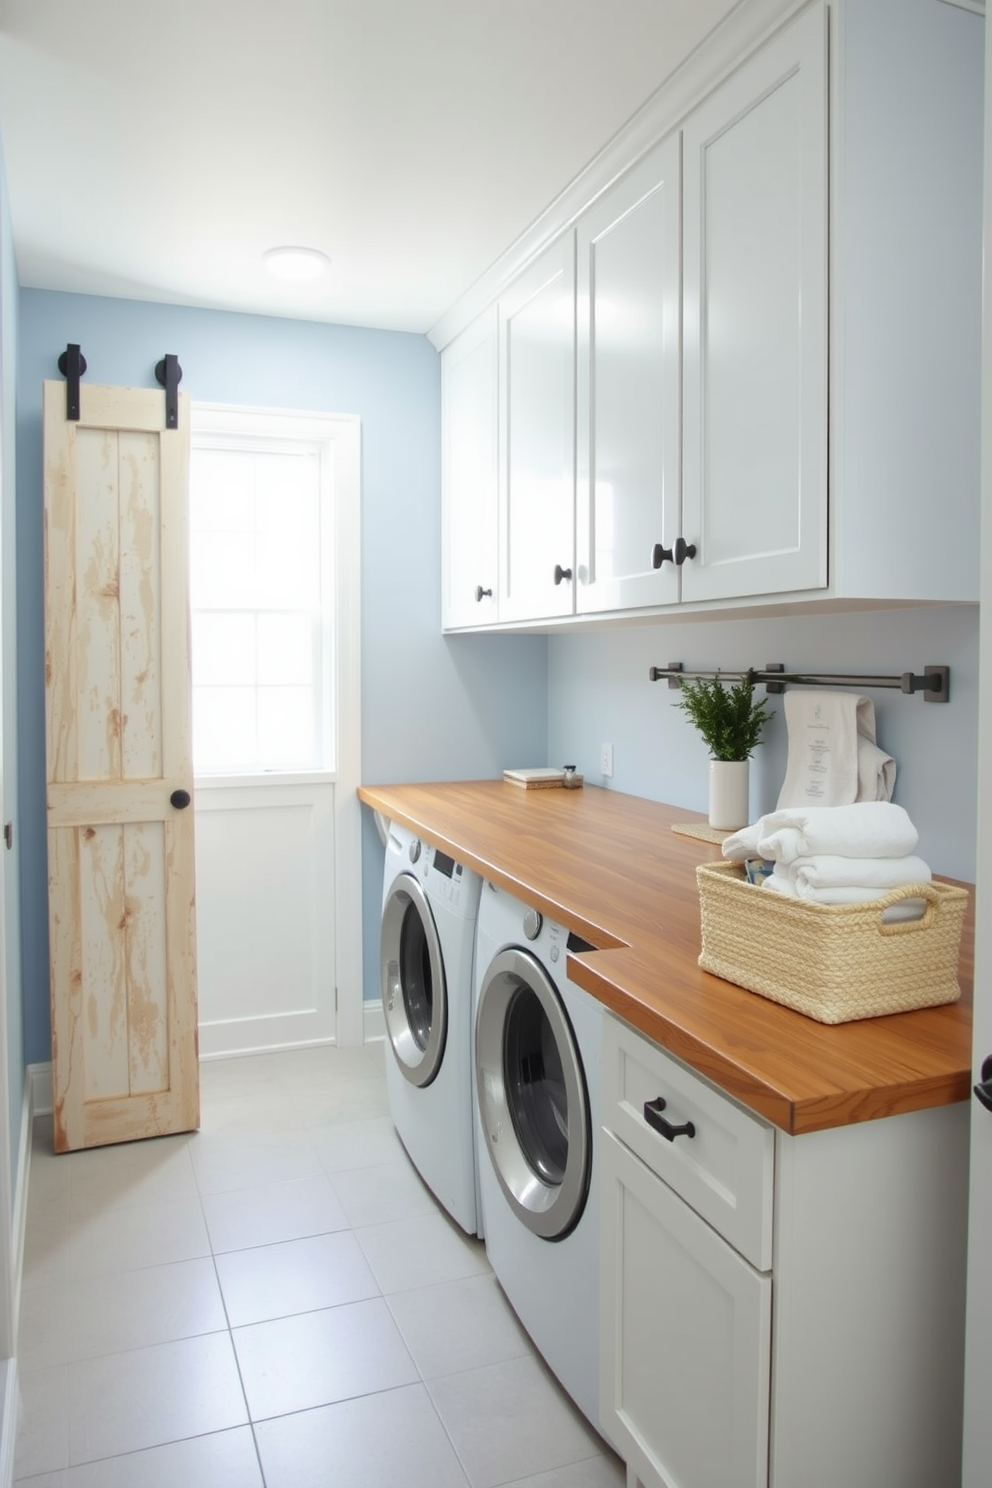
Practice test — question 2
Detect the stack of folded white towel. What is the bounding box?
[722,802,931,920]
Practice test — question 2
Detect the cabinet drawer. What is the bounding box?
[603,1014,774,1269]
[601,1129,771,1488]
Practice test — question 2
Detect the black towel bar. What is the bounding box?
[648,662,949,703]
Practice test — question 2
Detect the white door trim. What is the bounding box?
[962,7,992,1478]
[190,404,363,1050]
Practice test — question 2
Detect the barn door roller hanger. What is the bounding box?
[57,344,183,427]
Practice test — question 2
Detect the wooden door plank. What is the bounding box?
[48,826,84,1151]
[164,813,199,1132]
[79,383,170,433]
[43,391,78,785]
[78,823,129,1100]
[124,821,169,1095]
[76,427,123,782]
[158,400,191,780]
[48,780,181,827]
[120,431,163,780]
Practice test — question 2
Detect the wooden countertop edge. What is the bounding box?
[359,780,974,1137]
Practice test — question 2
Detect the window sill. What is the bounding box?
[193,770,337,790]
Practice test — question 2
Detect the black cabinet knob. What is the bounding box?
[170,789,191,810]
[553,565,573,586]
[652,543,673,569]
[475,585,493,602]
[674,537,697,566]
[975,1055,992,1113]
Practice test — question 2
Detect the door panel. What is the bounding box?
[576,136,681,613]
[442,309,499,628]
[43,380,199,1152]
[498,237,576,622]
[681,4,827,602]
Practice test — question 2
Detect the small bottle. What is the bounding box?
[562,764,583,789]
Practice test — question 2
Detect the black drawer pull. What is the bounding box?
[644,1096,695,1142]
[975,1054,992,1114]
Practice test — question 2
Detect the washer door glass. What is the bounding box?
[476,946,590,1240]
[380,873,447,1086]
[504,987,568,1186]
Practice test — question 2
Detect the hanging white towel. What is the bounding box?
[856,735,897,803]
[722,802,919,864]
[776,691,895,808]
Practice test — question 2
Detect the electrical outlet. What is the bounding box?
[600,742,614,777]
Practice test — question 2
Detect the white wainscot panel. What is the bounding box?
[194,782,336,1056]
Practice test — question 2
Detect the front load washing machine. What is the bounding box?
[473,879,608,1439]
[380,820,482,1234]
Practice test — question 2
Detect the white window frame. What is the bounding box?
[190,402,364,1045]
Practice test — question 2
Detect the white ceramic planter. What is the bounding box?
[708,759,749,831]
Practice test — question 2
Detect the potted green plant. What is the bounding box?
[674,670,774,829]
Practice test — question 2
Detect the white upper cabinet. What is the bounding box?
[498,236,576,623]
[438,0,984,630]
[576,3,826,617]
[681,4,827,603]
[441,308,498,629]
[576,137,682,615]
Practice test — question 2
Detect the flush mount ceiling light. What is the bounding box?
[263,246,331,282]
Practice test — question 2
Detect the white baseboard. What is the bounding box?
[11,1076,35,1346]
[363,999,384,1043]
[0,1356,18,1488]
[26,1064,52,1119]
[2,1072,38,1488]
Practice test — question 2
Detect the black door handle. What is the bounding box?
[674,537,697,566]
[170,789,191,810]
[644,1096,695,1142]
[475,585,493,602]
[554,565,573,585]
[652,543,673,569]
[975,1055,992,1113]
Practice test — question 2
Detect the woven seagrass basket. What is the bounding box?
[696,860,968,1024]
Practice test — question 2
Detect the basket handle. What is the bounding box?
[874,882,939,936]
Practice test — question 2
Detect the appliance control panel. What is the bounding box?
[426,845,465,906]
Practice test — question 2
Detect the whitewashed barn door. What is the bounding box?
[43,379,199,1152]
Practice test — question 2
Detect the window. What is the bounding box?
[189,406,337,777]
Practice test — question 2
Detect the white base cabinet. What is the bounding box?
[603,1131,772,1488]
[601,1014,969,1488]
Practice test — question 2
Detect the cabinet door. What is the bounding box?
[681,4,827,603]
[498,236,576,622]
[576,138,681,615]
[601,1130,771,1488]
[441,309,499,629]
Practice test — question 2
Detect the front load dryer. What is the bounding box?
[380,820,482,1234]
[473,879,609,1440]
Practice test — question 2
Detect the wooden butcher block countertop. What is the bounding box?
[358,779,975,1137]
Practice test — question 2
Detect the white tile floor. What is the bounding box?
[14,1043,626,1487]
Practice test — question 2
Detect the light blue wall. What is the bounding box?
[17,290,548,1062]
[548,604,979,882]
[0,154,21,1195]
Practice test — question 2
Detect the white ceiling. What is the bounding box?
[0,0,738,335]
